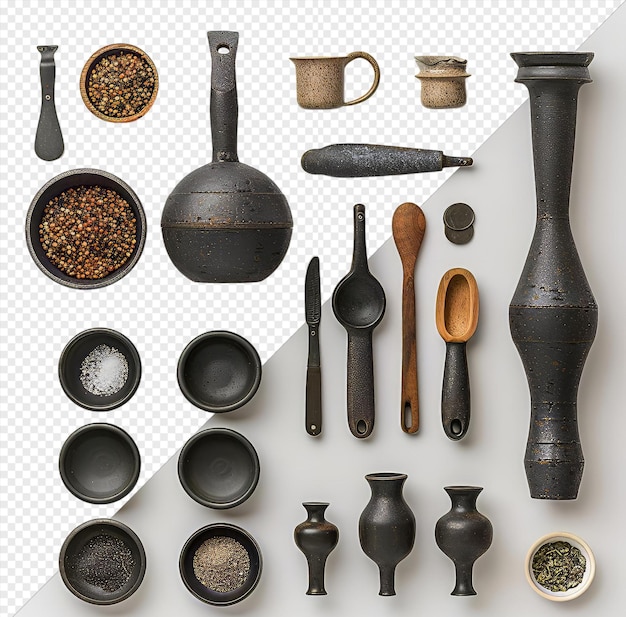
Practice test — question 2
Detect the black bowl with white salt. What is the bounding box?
[59,518,146,604]
[59,328,141,411]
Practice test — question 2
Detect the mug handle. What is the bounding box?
[344,51,380,106]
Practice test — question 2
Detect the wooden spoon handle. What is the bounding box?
[400,273,419,433]
[392,202,425,434]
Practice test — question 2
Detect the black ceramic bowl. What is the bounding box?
[177,331,262,412]
[59,423,140,504]
[25,169,146,289]
[180,523,262,606]
[59,518,146,605]
[58,328,141,411]
[178,428,260,509]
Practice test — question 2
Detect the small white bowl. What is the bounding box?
[525,532,595,601]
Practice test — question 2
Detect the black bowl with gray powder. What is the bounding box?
[59,328,141,411]
[180,523,262,606]
[60,518,146,605]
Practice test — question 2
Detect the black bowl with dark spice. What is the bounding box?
[180,523,262,606]
[26,169,146,289]
[80,43,158,122]
[59,423,141,503]
[59,328,141,411]
[59,518,146,605]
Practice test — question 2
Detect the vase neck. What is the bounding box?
[303,502,329,523]
[445,486,481,512]
[512,53,592,219]
[366,473,407,499]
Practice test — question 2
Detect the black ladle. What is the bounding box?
[332,204,386,438]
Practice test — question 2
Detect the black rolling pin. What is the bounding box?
[301,144,472,177]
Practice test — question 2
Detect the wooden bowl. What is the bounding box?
[80,43,158,122]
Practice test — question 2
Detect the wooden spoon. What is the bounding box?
[392,202,426,433]
[435,268,479,440]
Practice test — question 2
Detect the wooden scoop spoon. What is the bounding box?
[392,202,426,433]
[435,268,479,440]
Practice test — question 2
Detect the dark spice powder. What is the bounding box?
[71,534,135,593]
[193,536,251,593]
[87,51,155,118]
[532,540,586,592]
[39,185,137,279]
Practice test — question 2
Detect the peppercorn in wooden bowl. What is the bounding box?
[26,169,146,289]
[80,43,158,122]
[525,531,595,601]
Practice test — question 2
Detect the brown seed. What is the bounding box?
[38,185,137,280]
[87,50,155,118]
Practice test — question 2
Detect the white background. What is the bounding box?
[1,1,624,615]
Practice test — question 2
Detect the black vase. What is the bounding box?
[509,52,598,500]
[358,473,416,596]
[293,502,339,595]
[434,486,493,596]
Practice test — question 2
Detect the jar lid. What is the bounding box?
[444,203,475,244]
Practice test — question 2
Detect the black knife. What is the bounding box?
[305,256,322,436]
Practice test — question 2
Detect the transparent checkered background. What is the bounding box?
[0,0,621,614]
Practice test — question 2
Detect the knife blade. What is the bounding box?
[305,256,322,436]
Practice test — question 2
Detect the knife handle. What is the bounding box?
[306,365,322,436]
[306,322,321,435]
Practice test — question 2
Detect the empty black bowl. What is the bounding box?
[59,518,146,605]
[25,168,146,289]
[180,523,262,606]
[177,331,262,412]
[178,428,260,509]
[59,328,141,411]
[59,423,140,503]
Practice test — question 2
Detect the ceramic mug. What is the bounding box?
[290,51,380,109]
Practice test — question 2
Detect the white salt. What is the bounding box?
[80,344,129,396]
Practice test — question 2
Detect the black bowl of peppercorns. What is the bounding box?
[80,43,159,122]
[26,169,146,289]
